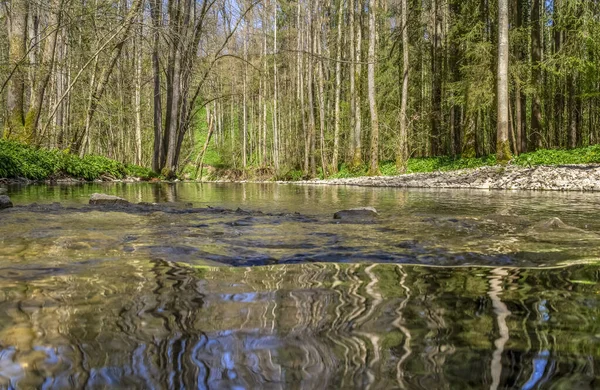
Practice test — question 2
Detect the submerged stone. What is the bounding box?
[0,188,7,195]
[89,193,129,206]
[0,195,13,210]
[333,207,378,221]
[532,217,576,231]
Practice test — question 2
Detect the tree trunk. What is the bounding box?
[332,0,343,173]
[397,0,409,172]
[272,0,280,172]
[568,73,577,149]
[348,0,356,164]
[134,13,143,165]
[316,8,327,177]
[307,0,317,177]
[242,19,248,169]
[496,0,511,162]
[430,0,443,156]
[367,0,379,175]
[150,0,163,172]
[353,0,363,167]
[530,0,543,150]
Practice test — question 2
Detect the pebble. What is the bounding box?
[287,165,600,192]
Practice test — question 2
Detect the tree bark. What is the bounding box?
[272,0,280,172]
[316,7,327,177]
[367,0,379,175]
[332,0,343,173]
[150,0,163,172]
[134,12,143,165]
[496,0,511,162]
[530,0,543,150]
[397,0,409,172]
[353,0,363,167]
[430,0,443,156]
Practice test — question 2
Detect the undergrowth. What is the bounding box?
[287,145,600,180]
[0,140,157,181]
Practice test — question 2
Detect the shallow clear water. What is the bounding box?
[0,183,599,388]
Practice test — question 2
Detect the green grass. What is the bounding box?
[323,145,600,180]
[513,145,600,166]
[0,140,157,181]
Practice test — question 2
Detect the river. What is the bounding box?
[0,183,598,388]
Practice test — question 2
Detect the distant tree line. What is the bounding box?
[1,0,599,177]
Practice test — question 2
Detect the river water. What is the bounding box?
[0,183,599,389]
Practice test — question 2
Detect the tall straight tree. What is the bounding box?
[496,0,511,162]
[150,0,163,172]
[353,0,363,167]
[430,0,443,156]
[367,0,379,174]
[397,0,409,172]
[530,0,543,149]
[331,0,343,173]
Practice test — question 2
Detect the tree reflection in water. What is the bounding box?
[0,261,598,389]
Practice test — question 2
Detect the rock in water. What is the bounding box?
[334,207,378,221]
[89,193,129,206]
[0,195,13,210]
[532,217,576,232]
[0,188,7,195]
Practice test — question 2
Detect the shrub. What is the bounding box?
[0,140,157,181]
[125,164,159,180]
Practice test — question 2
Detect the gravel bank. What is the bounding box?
[288,165,600,191]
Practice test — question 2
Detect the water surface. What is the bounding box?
[0,183,598,388]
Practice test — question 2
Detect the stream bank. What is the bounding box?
[276,164,600,191]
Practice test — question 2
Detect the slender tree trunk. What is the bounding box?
[397,0,409,172]
[272,0,280,171]
[242,19,248,169]
[496,0,511,162]
[307,0,317,177]
[353,0,363,167]
[332,0,343,173]
[150,0,163,172]
[164,16,182,174]
[430,0,442,156]
[515,0,527,154]
[262,29,268,167]
[134,13,143,165]
[298,2,309,175]
[367,0,379,175]
[316,9,327,176]
[568,73,577,149]
[530,0,543,150]
[348,0,356,163]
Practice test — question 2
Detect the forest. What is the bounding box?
[1,0,599,179]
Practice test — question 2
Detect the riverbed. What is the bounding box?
[0,183,599,388]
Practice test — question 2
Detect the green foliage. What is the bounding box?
[328,163,368,179]
[379,162,398,176]
[0,140,157,181]
[124,164,159,180]
[406,155,497,173]
[513,145,600,166]
[274,169,304,181]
